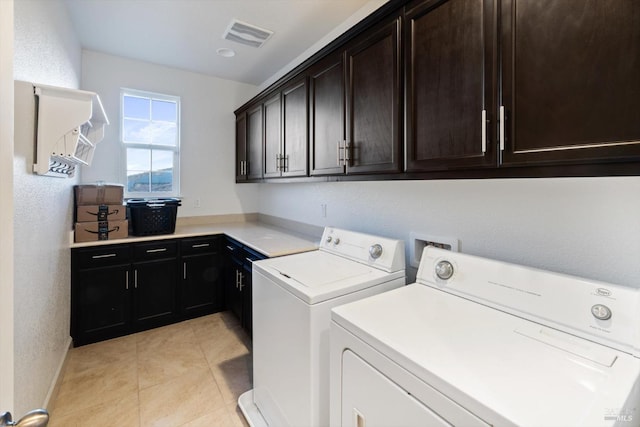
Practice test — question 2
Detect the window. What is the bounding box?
[121,88,180,197]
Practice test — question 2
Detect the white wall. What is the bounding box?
[13,0,82,416]
[0,0,15,414]
[81,51,260,217]
[258,178,640,287]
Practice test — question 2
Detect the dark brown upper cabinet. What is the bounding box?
[246,104,264,180]
[345,13,403,174]
[263,94,282,178]
[309,51,346,176]
[499,0,640,166]
[263,81,309,179]
[235,113,247,181]
[281,77,309,177]
[405,0,496,172]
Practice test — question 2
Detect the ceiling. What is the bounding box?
[63,0,374,86]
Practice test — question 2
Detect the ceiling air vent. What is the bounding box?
[223,19,273,48]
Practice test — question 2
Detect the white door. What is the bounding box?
[0,0,15,414]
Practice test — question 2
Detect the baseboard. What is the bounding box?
[43,337,72,412]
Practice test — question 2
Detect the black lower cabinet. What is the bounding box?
[132,258,178,329]
[74,263,131,344]
[71,235,224,346]
[224,238,267,337]
[181,236,223,318]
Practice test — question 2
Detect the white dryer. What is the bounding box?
[239,227,406,427]
[330,247,640,427]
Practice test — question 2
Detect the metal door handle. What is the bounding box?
[191,243,210,248]
[245,257,254,264]
[126,271,129,290]
[481,109,487,153]
[183,262,187,280]
[92,253,116,259]
[499,106,505,151]
[134,270,138,289]
[1,409,49,427]
[226,245,235,251]
[146,248,167,253]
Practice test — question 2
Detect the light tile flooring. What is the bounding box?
[49,312,252,427]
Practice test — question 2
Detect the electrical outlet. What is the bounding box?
[194,198,201,208]
[409,232,459,268]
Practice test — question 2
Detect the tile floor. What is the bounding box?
[49,312,252,427]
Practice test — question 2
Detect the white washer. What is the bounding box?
[239,227,405,427]
[330,247,640,427]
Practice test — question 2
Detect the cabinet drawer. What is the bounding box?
[133,240,178,261]
[225,238,244,259]
[181,235,221,255]
[73,245,131,269]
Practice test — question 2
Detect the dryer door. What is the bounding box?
[341,350,452,427]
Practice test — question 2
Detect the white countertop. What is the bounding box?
[70,221,320,258]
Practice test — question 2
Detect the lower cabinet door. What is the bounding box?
[132,258,178,330]
[182,252,223,318]
[242,264,253,337]
[75,264,131,345]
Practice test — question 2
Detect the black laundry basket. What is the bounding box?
[127,198,181,236]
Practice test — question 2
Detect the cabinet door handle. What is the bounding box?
[276,154,281,171]
[134,269,138,289]
[146,248,167,253]
[235,270,239,288]
[191,243,210,248]
[245,257,254,264]
[226,245,235,251]
[284,154,289,172]
[499,105,505,151]
[481,109,487,154]
[92,253,116,259]
[183,262,187,280]
[238,272,244,291]
[125,271,129,290]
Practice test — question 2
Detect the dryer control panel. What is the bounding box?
[319,227,405,273]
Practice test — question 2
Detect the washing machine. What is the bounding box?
[330,247,640,426]
[239,227,406,427]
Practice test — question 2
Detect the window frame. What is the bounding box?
[120,88,181,198]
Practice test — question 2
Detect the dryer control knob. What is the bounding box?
[369,244,383,259]
[326,236,332,243]
[334,238,340,245]
[591,304,612,321]
[435,260,454,280]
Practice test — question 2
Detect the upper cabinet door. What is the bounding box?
[246,104,264,180]
[500,0,640,166]
[263,94,282,178]
[282,77,309,177]
[309,52,346,176]
[345,14,403,175]
[405,0,496,172]
[235,113,247,181]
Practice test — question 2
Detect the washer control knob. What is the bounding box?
[369,244,383,259]
[326,236,332,243]
[435,260,454,280]
[591,304,612,321]
[334,238,340,245]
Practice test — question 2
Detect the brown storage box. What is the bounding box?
[76,204,126,222]
[75,220,128,243]
[74,184,124,206]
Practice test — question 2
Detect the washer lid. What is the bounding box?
[331,284,640,427]
[254,251,403,304]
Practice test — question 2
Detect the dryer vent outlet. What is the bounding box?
[409,232,459,268]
